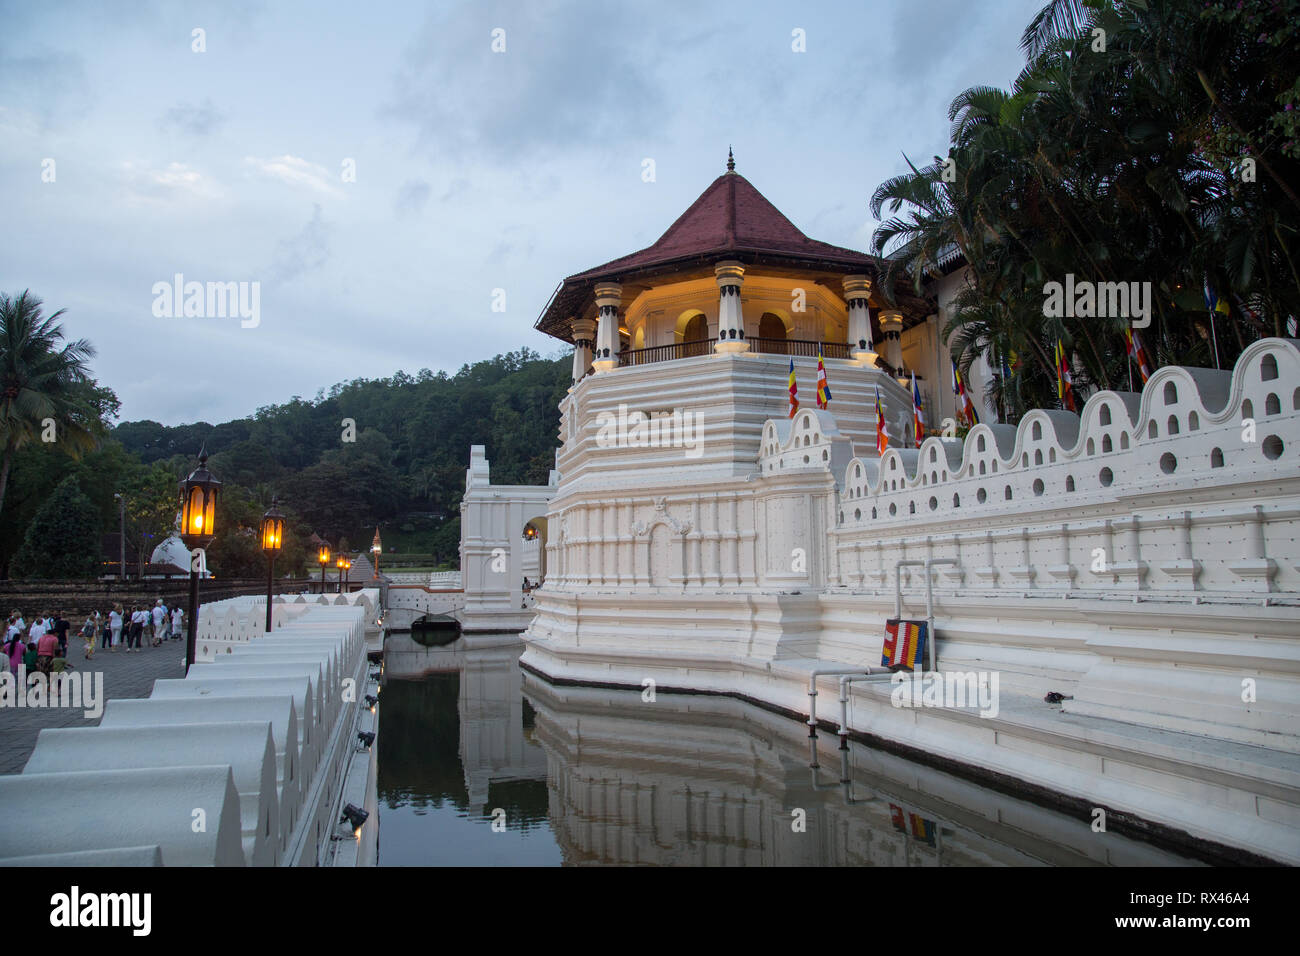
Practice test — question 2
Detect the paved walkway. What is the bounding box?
[0,638,189,774]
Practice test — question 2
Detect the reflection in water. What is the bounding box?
[377,638,560,866]
[379,638,1204,866]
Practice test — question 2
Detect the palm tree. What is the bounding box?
[0,290,97,519]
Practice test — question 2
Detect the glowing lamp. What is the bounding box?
[179,450,222,549]
[260,498,285,552]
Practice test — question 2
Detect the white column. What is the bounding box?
[878,309,904,373]
[843,275,875,364]
[714,260,748,354]
[570,317,596,384]
[593,282,622,373]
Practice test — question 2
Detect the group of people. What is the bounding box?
[3,601,185,678]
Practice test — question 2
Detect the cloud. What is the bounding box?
[383,0,667,162]
[245,155,341,196]
[159,98,227,137]
[394,179,431,217]
[119,161,220,203]
[270,203,331,282]
[0,48,91,126]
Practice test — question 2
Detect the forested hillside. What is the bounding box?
[0,340,568,579]
[112,348,570,570]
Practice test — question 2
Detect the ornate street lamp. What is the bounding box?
[336,554,346,594]
[523,523,539,541]
[179,448,221,675]
[371,529,382,578]
[317,543,331,595]
[260,497,285,633]
[342,556,352,593]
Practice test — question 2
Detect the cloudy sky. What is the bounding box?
[0,0,1044,426]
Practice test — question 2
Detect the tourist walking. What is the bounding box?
[80,613,99,660]
[4,626,23,676]
[53,611,71,657]
[35,626,58,676]
[28,613,47,647]
[109,604,123,651]
[151,600,167,646]
[171,604,184,641]
[127,606,144,652]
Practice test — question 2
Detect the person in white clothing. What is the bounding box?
[28,615,47,643]
[151,601,166,646]
[109,604,123,651]
[171,605,184,640]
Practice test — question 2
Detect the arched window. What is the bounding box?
[681,313,708,357]
[758,312,788,350]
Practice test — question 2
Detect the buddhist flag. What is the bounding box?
[1125,328,1152,384]
[874,385,889,456]
[816,345,831,409]
[1203,282,1231,316]
[788,359,799,419]
[911,372,924,444]
[1055,340,1076,412]
[952,361,979,426]
[883,618,928,671]
[890,805,937,847]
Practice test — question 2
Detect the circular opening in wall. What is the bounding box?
[1263,435,1283,460]
[1033,479,1044,496]
[976,488,987,504]
[1099,467,1113,487]
[854,508,861,521]
[1160,452,1177,474]
[889,503,897,517]
[929,496,937,511]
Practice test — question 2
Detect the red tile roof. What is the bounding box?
[534,162,933,341]
[570,171,878,281]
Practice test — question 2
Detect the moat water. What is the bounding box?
[375,634,1205,866]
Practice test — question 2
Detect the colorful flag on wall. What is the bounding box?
[952,361,979,426]
[1125,328,1153,384]
[882,618,928,671]
[787,359,799,419]
[911,372,925,444]
[874,385,889,456]
[890,804,938,847]
[1055,340,1076,412]
[816,345,831,409]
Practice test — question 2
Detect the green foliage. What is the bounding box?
[0,290,102,521]
[112,349,569,561]
[12,476,100,578]
[870,0,1300,420]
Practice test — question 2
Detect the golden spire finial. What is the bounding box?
[726,146,735,173]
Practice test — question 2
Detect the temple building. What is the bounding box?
[457,155,1300,865]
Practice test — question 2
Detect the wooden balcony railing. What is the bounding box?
[617,337,851,367]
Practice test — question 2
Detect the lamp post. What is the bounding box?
[345,557,352,592]
[336,555,345,594]
[260,498,284,634]
[371,529,382,578]
[317,543,331,595]
[179,448,221,675]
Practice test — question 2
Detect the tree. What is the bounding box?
[0,290,98,520]
[870,0,1299,420]
[12,476,100,578]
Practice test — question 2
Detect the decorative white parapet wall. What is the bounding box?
[457,444,556,632]
[0,594,380,867]
[522,338,1300,863]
